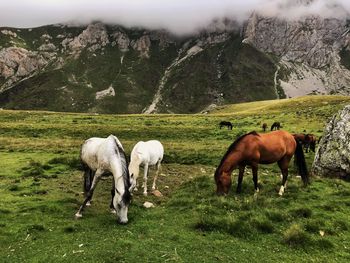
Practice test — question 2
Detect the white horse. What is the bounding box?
[75,135,133,224]
[129,140,164,196]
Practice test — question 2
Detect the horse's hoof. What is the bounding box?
[110,209,117,214]
[143,192,148,196]
[278,186,285,196]
[75,213,83,219]
[86,201,91,206]
[151,186,156,190]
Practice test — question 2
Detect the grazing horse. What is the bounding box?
[293,133,317,153]
[304,134,317,153]
[75,135,132,224]
[214,130,309,196]
[262,123,268,132]
[129,140,164,196]
[270,122,281,131]
[219,121,233,130]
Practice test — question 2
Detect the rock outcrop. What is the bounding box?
[243,14,350,96]
[312,105,350,179]
[0,47,50,90]
[62,23,109,53]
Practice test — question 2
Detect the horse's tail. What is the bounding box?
[82,162,95,195]
[294,138,309,185]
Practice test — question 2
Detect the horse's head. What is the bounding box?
[214,170,232,195]
[113,187,131,224]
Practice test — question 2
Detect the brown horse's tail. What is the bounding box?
[294,139,309,185]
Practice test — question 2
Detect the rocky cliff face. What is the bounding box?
[312,105,350,179]
[0,13,349,113]
[243,14,350,97]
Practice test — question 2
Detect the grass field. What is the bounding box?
[1,95,350,262]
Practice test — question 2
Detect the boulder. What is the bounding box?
[312,105,350,179]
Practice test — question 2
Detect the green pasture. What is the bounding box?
[0,95,350,262]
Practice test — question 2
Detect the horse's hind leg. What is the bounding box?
[252,163,259,193]
[152,161,161,190]
[75,169,103,218]
[236,165,245,193]
[277,157,290,196]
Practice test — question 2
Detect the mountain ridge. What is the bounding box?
[0,15,349,113]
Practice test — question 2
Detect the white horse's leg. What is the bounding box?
[143,163,149,196]
[75,169,103,218]
[152,161,161,190]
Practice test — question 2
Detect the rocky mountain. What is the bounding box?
[0,14,349,113]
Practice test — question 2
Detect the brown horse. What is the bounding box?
[214,130,309,196]
[305,134,317,152]
[293,133,317,153]
[262,123,267,132]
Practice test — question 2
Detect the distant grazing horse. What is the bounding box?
[75,135,132,224]
[293,133,317,153]
[304,134,317,153]
[262,123,268,132]
[129,140,164,196]
[270,122,281,131]
[214,130,309,196]
[219,121,233,130]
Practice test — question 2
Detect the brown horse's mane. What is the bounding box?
[215,131,259,177]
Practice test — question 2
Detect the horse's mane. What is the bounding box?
[215,131,259,177]
[113,137,132,205]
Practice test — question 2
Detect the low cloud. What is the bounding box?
[0,0,349,35]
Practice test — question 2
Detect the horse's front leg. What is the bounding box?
[236,165,245,193]
[110,177,116,214]
[75,169,102,218]
[143,163,149,196]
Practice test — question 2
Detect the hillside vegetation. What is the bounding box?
[0,95,350,262]
[0,24,279,114]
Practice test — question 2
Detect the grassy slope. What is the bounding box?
[0,95,350,262]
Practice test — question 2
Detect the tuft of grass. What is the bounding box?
[48,156,82,170]
[8,185,20,191]
[283,224,311,247]
[314,238,335,250]
[27,224,46,233]
[21,160,45,178]
[304,219,325,233]
[63,225,77,233]
[252,218,275,233]
[265,210,285,222]
[289,207,312,218]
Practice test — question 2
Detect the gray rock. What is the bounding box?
[243,14,350,96]
[0,47,50,90]
[111,31,130,51]
[62,23,109,53]
[312,105,350,179]
[131,35,151,58]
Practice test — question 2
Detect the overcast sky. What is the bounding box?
[1,0,349,35]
